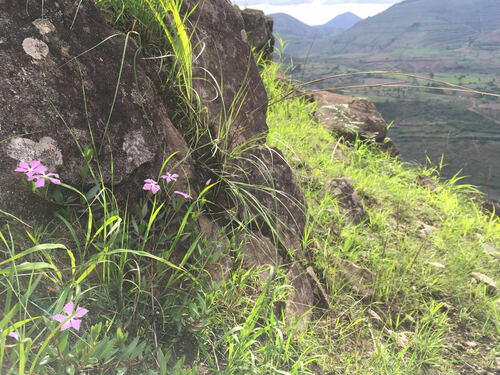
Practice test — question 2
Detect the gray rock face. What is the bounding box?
[184,0,269,150]
[232,146,307,259]
[325,178,367,225]
[313,90,388,142]
[240,8,275,61]
[0,0,194,222]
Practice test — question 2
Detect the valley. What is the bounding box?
[273,0,500,201]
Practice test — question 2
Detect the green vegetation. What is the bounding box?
[1,1,498,374]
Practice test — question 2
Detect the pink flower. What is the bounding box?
[0,330,19,343]
[174,190,192,199]
[143,179,160,194]
[160,172,179,184]
[52,301,88,332]
[42,172,61,185]
[15,161,46,179]
[15,161,61,187]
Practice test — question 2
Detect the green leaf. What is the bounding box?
[58,331,69,354]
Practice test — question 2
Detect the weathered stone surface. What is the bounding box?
[471,272,497,294]
[325,178,366,225]
[285,263,314,329]
[0,0,194,222]
[240,8,275,61]
[417,175,437,191]
[232,146,307,258]
[237,231,283,280]
[313,90,388,142]
[337,258,374,297]
[184,0,268,150]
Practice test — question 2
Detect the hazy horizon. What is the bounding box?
[232,0,402,25]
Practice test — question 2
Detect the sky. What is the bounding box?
[232,0,403,25]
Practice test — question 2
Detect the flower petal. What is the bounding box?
[62,301,74,315]
[70,319,82,332]
[34,177,45,188]
[60,321,72,331]
[45,173,61,185]
[8,332,19,341]
[73,307,89,319]
[52,314,68,323]
[174,190,191,199]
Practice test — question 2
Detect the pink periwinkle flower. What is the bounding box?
[15,161,61,187]
[52,301,88,332]
[15,161,46,179]
[143,179,160,194]
[174,190,192,200]
[160,172,179,184]
[0,330,19,343]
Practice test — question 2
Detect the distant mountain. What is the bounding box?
[271,13,313,38]
[332,0,500,53]
[322,12,361,31]
[270,12,360,56]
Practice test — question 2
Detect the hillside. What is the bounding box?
[280,0,500,201]
[271,12,360,56]
[1,1,498,374]
[332,0,500,53]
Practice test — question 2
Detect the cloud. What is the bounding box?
[233,0,312,6]
[323,0,400,4]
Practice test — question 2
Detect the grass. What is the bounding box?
[1,1,499,374]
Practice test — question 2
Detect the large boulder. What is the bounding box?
[230,145,307,259]
[184,0,269,150]
[0,0,195,222]
[313,90,388,142]
[240,8,275,61]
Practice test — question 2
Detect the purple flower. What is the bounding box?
[160,172,179,184]
[0,330,19,343]
[15,161,61,187]
[174,190,192,199]
[52,301,88,332]
[15,161,46,179]
[42,172,61,185]
[143,179,160,194]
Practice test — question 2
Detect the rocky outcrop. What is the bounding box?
[240,8,275,61]
[1,0,314,328]
[184,0,269,150]
[325,178,367,225]
[231,146,307,258]
[313,90,387,142]
[0,0,195,222]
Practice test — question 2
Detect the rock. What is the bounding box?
[184,0,268,150]
[325,178,366,225]
[0,0,194,223]
[418,223,438,238]
[285,263,314,330]
[330,145,350,165]
[482,243,500,259]
[417,175,437,191]
[205,254,233,284]
[232,146,307,259]
[337,258,374,297]
[426,262,446,269]
[240,8,275,61]
[471,272,497,294]
[312,90,388,142]
[237,231,283,280]
[379,137,400,156]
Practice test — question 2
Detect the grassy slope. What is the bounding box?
[1,2,499,373]
[262,60,500,374]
